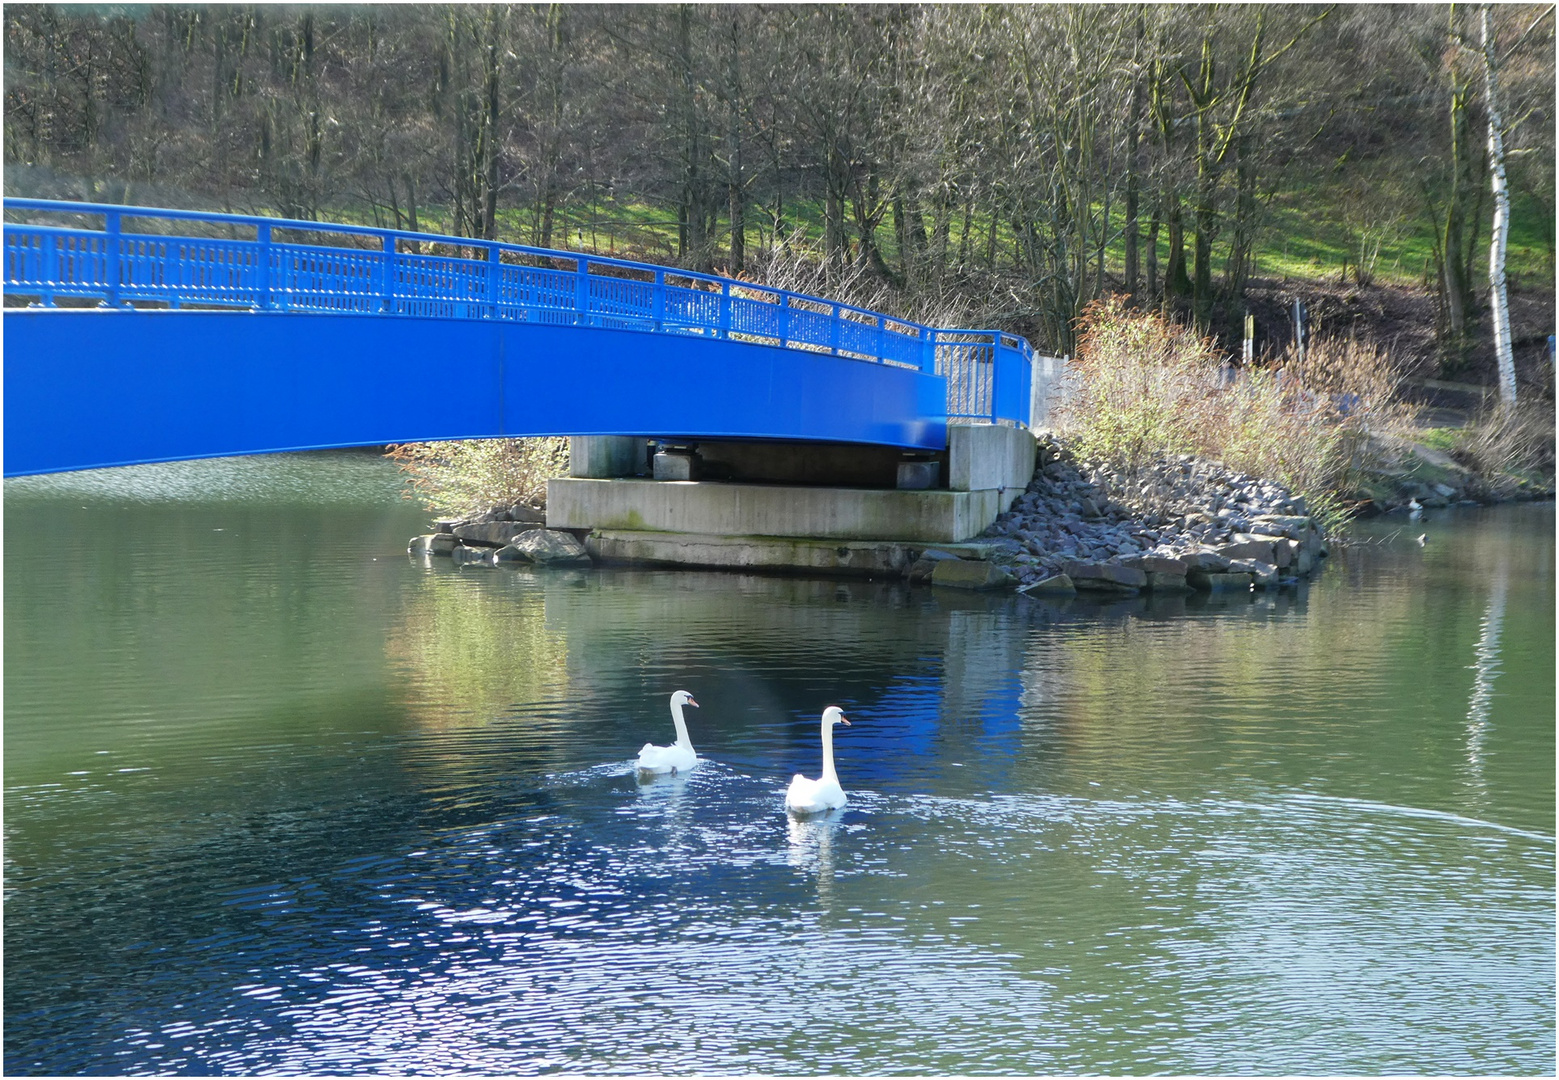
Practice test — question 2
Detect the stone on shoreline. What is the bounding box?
[1183,549,1232,572]
[1188,569,1254,592]
[1120,554,1187,575]
[1145,570,1193,593]
[1226,558,1280,587]
[908,549,963,584]
[1062,560,1147,593]
[453,520,544,547]
[451,543,493,566]
[1216,538,1276,564]
[932,559,1017,590]
[970,434,1332,596]
[509,528,592,567]
[1248,515,1312,539]
[408,533,458,556]
[1019,573,1076,596]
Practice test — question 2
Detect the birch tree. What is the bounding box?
[1481,4,1516,406]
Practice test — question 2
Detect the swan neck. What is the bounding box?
[820,716,839,781]
[670,700,693,747]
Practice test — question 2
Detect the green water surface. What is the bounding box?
[4,453,1553,1075]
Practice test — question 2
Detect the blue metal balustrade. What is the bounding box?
[3,200,1037,476]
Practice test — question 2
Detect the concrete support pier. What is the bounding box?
[549,423,1037,574]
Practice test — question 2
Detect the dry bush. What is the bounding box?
[740,231,982,330]
[1453,400,1557,497]
[1057,295,1216,467]
[1211,333,1421,524]
[1057,296,1418,529]
[386,437,570,519]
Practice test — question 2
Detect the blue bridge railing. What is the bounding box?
[3,199,1035,426]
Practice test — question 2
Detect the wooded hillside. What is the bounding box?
[5,3,1554,374]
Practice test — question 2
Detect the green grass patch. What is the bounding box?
[1413,426,1463,454]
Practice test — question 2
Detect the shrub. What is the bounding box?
[1059,295,1215,468]
[386,437,571,519]
[1453,400,1556,498]
[1057,296,1417,531]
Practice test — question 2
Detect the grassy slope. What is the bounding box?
[317,159,1551,302]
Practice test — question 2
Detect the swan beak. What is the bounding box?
[687,698,700,708]
[840,716,850,725]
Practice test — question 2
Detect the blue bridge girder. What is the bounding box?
[3,200,1036,477]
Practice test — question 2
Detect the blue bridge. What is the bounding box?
[3,200,1038,478]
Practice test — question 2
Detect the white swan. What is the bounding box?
[635,690,700,775]
[785,706,851,815]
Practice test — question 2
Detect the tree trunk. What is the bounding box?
[1481,4,1516,406]
[1164,192,1191,302]
[930,184,952,281]
[724,10,745,274]
[1123,14,1146,299]
[537,4,565,249]
[1124,75,1142,298]
[1436,10,1483,370]
[824,140,848,271]
[1146,211,1161,304]
[478,5,502,241]
[851,169,895,282]
[955,193,974,272]
[1223,133,1258,310]
[893,194,928,287]
[1190,37,1217,326]
[674,4,710,270]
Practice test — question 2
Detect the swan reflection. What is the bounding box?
[631,768,695,849]
[786,814,840,907]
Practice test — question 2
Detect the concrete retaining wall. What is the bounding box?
[549,478,1003,544]
[947,422,1036,507]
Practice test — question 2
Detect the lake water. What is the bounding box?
[4,451,1554,1075]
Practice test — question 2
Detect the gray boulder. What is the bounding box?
[1216,538,1276,564]
[1145,571,1194,593]
[1184,549,1232,572]
[1248,514,1312,539]
[1293,547,1316,576]
[1061,560,1147,593]
[1226,558,1279,587]
[511,529,593,567]
[1188,568,1253,592]
[910,548,964,583]
[454,520,543,547]
[932,559,1017,590]
[408,533,459,556]
[1120,554,1188,575]
[1019,573,1076,596]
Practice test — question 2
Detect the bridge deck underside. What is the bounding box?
[3,310,948,476]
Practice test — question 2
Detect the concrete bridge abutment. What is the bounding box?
[552,424,1036,574]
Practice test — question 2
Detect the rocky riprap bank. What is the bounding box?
[920,434,1329,595]
[408,434,1339,596]
[408,504,593,568]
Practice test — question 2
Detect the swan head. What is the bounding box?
[672,690,699,709]
[823,705,850,727]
